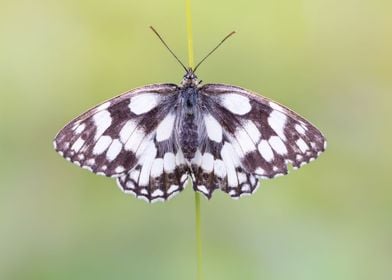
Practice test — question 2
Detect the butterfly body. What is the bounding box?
[177,71,202,160]
[54,68,326,203]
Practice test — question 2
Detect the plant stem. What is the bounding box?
[185,2,202,280]
[194,190,202,280]
[185,0,195,69]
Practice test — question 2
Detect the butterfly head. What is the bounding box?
[181,68,200,88]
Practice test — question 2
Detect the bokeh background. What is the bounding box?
[1,0,391,279]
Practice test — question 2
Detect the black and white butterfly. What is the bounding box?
[53,29,326,203]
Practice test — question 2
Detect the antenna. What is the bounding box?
[150,26,188,72]
[194,31,236,72]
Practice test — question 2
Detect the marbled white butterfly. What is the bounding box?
[53,28,326,203]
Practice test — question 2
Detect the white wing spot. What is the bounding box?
[72,121,81,131]
[152,189,164,197]
[150,158,164,178]
[119,120,137,144]
[296,138,310,153]
[180,174,188,183]
[115,166,125,173]
[138,143,157,186]
[235,128,256,154]
[229,190,237,196]
[163,152,176,173]
[242,120,261,143]
[93,135,112,155]
[86,158,95,166]
[237,173,247,184]
[204,114,223,142]
[140,188,148,195]
[198,185,209,195]
[71,137,85,152]
[93,110,112,141]
[201,153,214,172]
[258,140,274,162]
[268,110,287,141]
[220,93,251,115]
[176,150,186,166]
[269,102,285,112]
[255,167,266,176]
[295,124,306,135]
[241,184,251,192]
[126,181,135,189]
[249,176,256,186]
[224,135,242,167]
[95,102,110,112]
[75,123,86,134]
[82,166,92,172]
[191,150,202,166]
[124,128,145,152]
[221,142,238,188]
[156,113,175,142]
[214,159,226,178]
[129,93,160,115]
[269,136,288,155]
[106,139,123,161]
[135,137,153,158]
[168,185,179,194]
[129,169,140,182]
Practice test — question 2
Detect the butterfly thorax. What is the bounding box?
[177,79,202,160]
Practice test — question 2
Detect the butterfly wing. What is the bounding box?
[54,84,189,202]
[194,83,326,199]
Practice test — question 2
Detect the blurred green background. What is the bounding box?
[1,0,391,279]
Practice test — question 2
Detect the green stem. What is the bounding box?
[185,2,202,280]
[185,0,195,69]
[194,191,202,280]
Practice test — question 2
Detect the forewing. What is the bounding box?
[54,84,189,202]
[197,83,326,199]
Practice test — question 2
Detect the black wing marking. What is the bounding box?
[54,84,190,202]
[195,83,326,199]
[188,137,260,200]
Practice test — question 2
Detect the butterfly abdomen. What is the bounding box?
[179,115,198,160]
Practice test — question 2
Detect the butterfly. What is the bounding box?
[53,28,326,203]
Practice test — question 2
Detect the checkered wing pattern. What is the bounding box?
[190,83,326,199]
[54,84,189,202]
